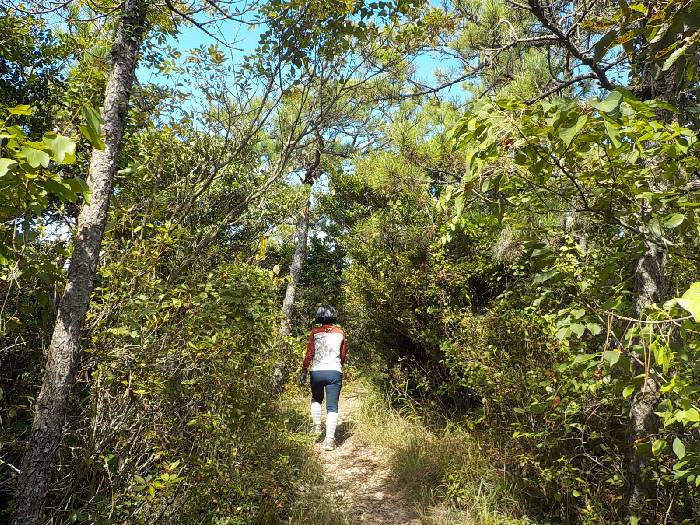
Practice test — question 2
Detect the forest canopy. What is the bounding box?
[1,0,699,523]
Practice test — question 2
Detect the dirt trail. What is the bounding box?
[315,390,421,525]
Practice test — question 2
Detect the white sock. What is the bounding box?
[311,402,322,426]
[326,411,338,441]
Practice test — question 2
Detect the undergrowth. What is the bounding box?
[351,381,538,525]
[283,389,351,525]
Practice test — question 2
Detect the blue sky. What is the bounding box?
[137,13,464,102]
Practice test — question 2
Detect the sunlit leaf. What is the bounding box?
[673,437,686,459]
[677,282,700,321]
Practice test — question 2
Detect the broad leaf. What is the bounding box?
[603,351,620,365]
[673,437,686,459]
[663,213,684,229]
[19,146,50,168]
[7,104,32,115]
[677,282,700,321]
[652,438,667,456]
[559,115,588,147]
[43,134,76,164]
[80,104,106,150]
[591,90,623,113]
[662,40,693,71]
[0,158,18,176]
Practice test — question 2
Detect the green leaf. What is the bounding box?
[603,351,620,365]
[648,218,663,238]
[533,270,557,284]
[5,125,26,138]
[677,282,700,321]
[662,40,693,72]
[591,90,623,113]
[673,437,686,459]
[7,104,32,115]
[82,104,102,134]
[79,125,105,151]
[570,308,586,319]
[573,352,596,363]
[80,104,105,150]
[587,323,602,335]
[39,179,78,202]
[604,120,621,148]
[663,213,684,229]
[0,158,18,176]
[622,385,635,398]
[593,29,618,61]
[676,408,700,423]
[652,438,667,456]
[559,115,588,147]
[569,323,586,338]
[43,134,76,164]
[66,177,90,197]
[18,146,50,168]
[555,327,570,340]
[453,195,465,216]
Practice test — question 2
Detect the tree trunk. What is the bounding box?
[271,187,312,392]
[626,241,665,515]
[270,136,323,393]
[280,188,312,336]
[623,38,680,513]
[11,2,146,522]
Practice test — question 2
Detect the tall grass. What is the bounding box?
[351,383,538,525]
[282,387,351,525]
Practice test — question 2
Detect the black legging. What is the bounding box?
[310,370,342,412]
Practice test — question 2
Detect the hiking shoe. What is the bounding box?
[323,438,335,451]
[311,424,322,436]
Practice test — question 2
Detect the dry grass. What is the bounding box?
[351,383,538,525]
[283,387,351,525]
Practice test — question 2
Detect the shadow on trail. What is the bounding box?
[333,420,353,446]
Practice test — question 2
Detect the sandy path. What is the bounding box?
[315,391,421,525]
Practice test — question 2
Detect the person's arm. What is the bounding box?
[339,331,347,365]
[302,330,316,370]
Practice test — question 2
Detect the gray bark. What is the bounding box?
[627,373,661,514]
[634,242,666,315]
[280,190,312,337]
[11,2,146,522]
[271,188,312,393]
[271,138,323,393]
[623,45,678,512]
[626,241,665,515]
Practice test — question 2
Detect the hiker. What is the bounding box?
[300,305,347,451]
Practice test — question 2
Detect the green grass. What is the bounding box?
[286,458,350,525]
[351,382,539,525]
[281,387,351,525]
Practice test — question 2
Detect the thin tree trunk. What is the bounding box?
[626,241,665,515]
[11,2,146,522]
[623,42,680,514]
[280,189,312,336]
[271,136,323,393]
[271,187,312,392]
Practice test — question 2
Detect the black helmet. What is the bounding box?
[314,304,337,324]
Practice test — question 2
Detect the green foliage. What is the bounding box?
[0,9,69,131]
[3,0,700,522]
[259,0,424,71]
[56,261,312,523]
[613,0,700,94]
[352,382,538,524]
[0,108,88,268]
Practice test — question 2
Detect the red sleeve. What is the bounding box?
[340,331,347,365]
[302,330,315,370]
